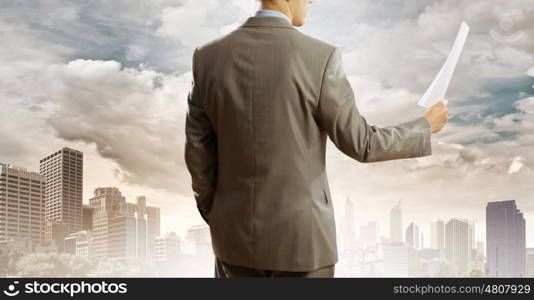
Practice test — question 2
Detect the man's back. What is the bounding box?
[185,16,432,272]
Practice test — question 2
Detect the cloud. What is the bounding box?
[155,0,256,47]
[305,0,534,108]
[31,59,193,194]
[508,156,525,174]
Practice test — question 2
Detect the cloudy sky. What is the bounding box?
[1,0,533,247]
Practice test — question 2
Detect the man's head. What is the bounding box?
[260,0,313,27]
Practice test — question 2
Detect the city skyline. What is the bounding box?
[1,149,531,277]
[1,146,532,248]
[1,147,163,261]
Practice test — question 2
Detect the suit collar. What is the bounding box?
[240,16,294,28]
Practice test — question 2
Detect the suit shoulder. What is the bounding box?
[194,30,236,56]
[289,30,337,56]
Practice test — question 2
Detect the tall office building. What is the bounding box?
[40,147,83,235]
[146,205,161,257]
[486,200,526,277]
[44,220,67,252]
[124,196,160,258]
[526,248,534,277]
[430,219,445,250]
[90,187,127,258]
[155,232,181,262]
[405,222,421,249]
[476,241,485,258]
[183,224,211,256]
[390,201,403,243]
[90,188,160,259]
[445,218,470,275]
[0,164,45,244]
[468,220,475,251]
[343,197,356,250]
[359,221,378,247]
[383,242,417,277]
[82,205,93,231]
[108,214,137,259]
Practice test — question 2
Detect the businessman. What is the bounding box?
[185,0,448,278]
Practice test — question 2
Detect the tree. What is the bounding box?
[0,254,8,277]
[89,258,159,277]
[16,253,91,277]
[469,269,485,278]
[3,249,25,277]
[435,261,458,277]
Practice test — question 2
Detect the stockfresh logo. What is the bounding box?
[3,281,20,297]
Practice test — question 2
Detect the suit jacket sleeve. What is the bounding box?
[317,47,432,163]
[185,48,217,224]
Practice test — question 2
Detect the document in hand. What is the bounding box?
[418,22,470,108]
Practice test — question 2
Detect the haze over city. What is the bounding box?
[1,0,533,270]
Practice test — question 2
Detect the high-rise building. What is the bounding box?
[486,200,526,277]
[155,232,181,262]
[359,221,378,248]
[383,242,417,277]
[146,206,160,256]
[390,201,403,243]
[405,222,421,249]
[526,248,534,277]
[82,205,93,231]
[468,220,475,251]
[40,147,83,235]
[108,214,137,259]
[90,187,127,258]
[0,164,45,245]
[476,241,485,258]
[430,219,445,250]
[45,220,67,252]
[89,188,160,259]
[183,224,211,256]
[343,197,356,251]
[136,196,147,217]
[64,233,78,254]
[64,230,93,257]
[445,218,470,275]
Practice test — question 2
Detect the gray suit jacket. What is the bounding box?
[185,16,432,272]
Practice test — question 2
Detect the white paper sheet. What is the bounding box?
[418,22,470,108]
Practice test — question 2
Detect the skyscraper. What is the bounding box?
[390,201,403,243]
[486,200,526,277]
[430,219,445,250]
[155,232,181,262]
[405,222,421,249]
[359,221,378,247]
[383,242,417,277]
[445,218,470,275]
[89,188,160,259]
[343,197,356,251]
[526,248,534,277]
[468,220,475,251]
[82,205,93,231]
[0,163,45,244]
[90,187,127,258]
[44,220,67,252]
[183,224,211,256]
[40,147,83,235]
[135,196,147,258]
[146,205,161,258]
[108,214,137,259]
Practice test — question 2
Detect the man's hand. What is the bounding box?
[423,100,449,134]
